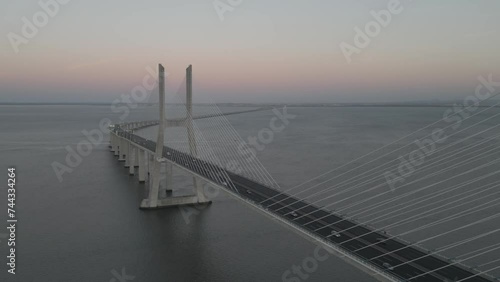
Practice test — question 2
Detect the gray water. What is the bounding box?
[1,105,499,282]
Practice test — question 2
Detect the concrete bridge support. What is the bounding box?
[148,152,154,177]
[140,64,166,209]
[113,134,120,156]
[110,133,117,153]
[128,145,136,175]
[134,147,139,168]
[140,64,211,209]
[158,161,174,198]
[166,162,173,193]
[118,137,126,162]
[138,148,146,182]
[124,140,131,168]
[186,64,209,204]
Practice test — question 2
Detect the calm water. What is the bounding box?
[1,105,499,282]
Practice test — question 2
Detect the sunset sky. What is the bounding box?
[1,0,499,103]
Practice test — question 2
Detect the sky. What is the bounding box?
[0,0,499,104]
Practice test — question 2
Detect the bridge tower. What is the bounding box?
[140,64,211,209]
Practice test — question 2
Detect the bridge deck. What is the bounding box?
[115,128,493,282]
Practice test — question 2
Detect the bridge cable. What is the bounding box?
[260,94,500,204]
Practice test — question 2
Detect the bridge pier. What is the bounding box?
[147,152,153,176]
[124,140,131,168]
[134,146,139,168]
[138,148,146,182]
[140,64,211,209]
[108,65,211,209]
[110,133,117,153]
[118,137,126,161]
[186,64,209,205]
[113,133,120,156]
[128,145,135,175]
[158,161,173,198]
[114,135,119,153]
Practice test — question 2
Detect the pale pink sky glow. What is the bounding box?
[1,0,499,103]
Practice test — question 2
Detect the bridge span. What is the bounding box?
[108,64,497,282]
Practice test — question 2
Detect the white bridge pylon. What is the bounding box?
[109,64,211,209]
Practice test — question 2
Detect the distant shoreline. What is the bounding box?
[1,102,499,108]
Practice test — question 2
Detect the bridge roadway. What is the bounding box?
[116,128,492,282]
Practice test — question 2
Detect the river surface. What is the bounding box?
[1,104,499,282]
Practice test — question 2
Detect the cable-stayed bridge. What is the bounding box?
[108,64,500,282]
